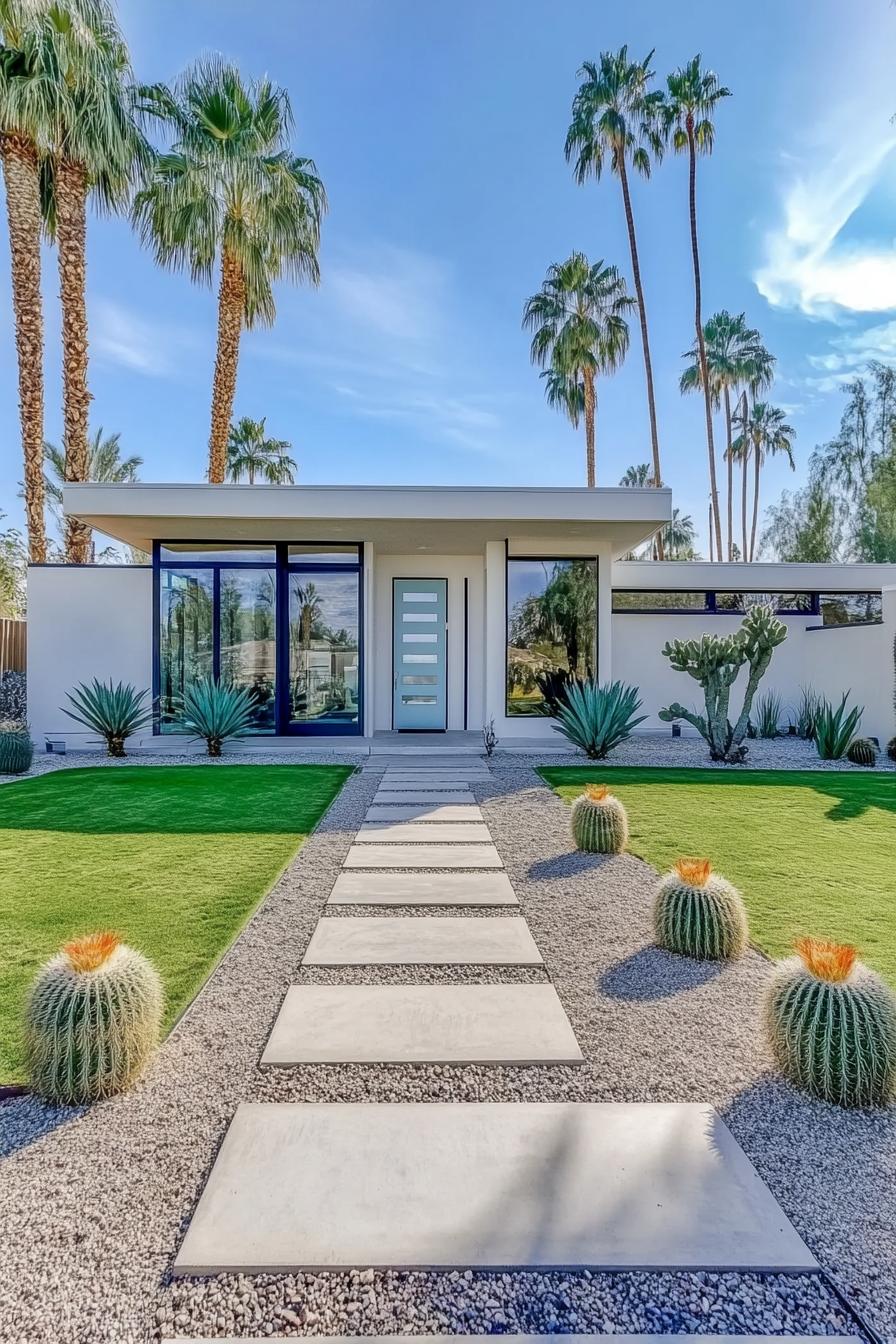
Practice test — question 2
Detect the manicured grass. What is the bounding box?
[540,766,896,985]
[0,764,351,1082]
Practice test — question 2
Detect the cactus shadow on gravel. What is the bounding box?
[599,945,725,1001]
[527,851,622,881]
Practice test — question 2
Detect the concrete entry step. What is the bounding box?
[364,804,483,822]
[382,771,489,781]
[374,790,476,804]
[302,916,542,966]
[344,844,503,869]
[261,984,583,1065]
[173,1102,816,1274]
[356,822,492,843]
[328,871,518,906]
[166,1338,851,1343]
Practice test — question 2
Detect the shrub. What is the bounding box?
[888,736,896,763]
[814,692,863,760]
[764,937,896,1107]
[791,685,820,741]
[182,677,256,756]
[551,678,646,758]
[0,669,26,722]
[63,679,153,757]
[0,720,33,774]
[752,690,783,739]
[570,783,628,853]
[482,717,497,757]
[535,667,584,716]
[24,932,163,1104]
[847,737,878,767]
[653,858,749,961]
[659,604,787,763]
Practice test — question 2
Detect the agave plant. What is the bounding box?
[551,679,646,759]
[535,667,584,716]
[181,678,257,756]
[814,693,864,760]
[63,681,154,757]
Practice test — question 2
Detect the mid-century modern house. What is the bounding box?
[25,482,896,748]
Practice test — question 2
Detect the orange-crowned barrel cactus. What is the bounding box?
[659,604,787,763]
[25,932,163,1104]
[764,937,896,1107]
[570,784,628,853]
[654,858,749,960]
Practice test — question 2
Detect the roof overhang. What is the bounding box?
[63,483,672,557]
[613,559,896,591]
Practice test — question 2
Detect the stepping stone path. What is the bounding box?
[175,758,816,1298]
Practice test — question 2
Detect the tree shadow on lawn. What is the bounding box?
[599,945,725,1001]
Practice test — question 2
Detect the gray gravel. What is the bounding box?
[490,733,896,772]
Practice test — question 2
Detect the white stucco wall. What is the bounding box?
[27,565,153,744]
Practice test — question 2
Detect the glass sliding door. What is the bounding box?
[219,568,277,732]
[287,570,360,730]
[158,569,214,731]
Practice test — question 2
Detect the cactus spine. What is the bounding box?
[654,858,749,960]
[764,937,896,1107]
[846,737,877,766]
[570,784,628,853]
[0,721,32,774]
[25,932,163,1103]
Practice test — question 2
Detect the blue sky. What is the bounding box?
[2,0,895,553]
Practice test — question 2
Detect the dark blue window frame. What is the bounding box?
[152,540,364,736]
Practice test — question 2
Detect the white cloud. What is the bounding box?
[326,246,448,346]
[92,299,198,376]
[802,317,896,390]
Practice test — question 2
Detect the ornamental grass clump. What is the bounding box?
[25,932,163,1104]
[764,937,896,1108]
[0,720,33,774]
[653,857,749,961]
[570,783,628,853]
[846,737,877,766]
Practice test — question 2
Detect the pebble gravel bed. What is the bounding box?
[491,733,896,772]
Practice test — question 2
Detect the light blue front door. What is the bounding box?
[393,578,448,730]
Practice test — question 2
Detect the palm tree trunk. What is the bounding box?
[741,448,749,561]
[56,158,93,564]
[1,134,47,564]
[708,501,714,562]
[750,439,761,561]
[686,126,723,561]
[617,155,663,557]
[209,246,245,484]
[724,386,734,561]
[583,368,596,488]
[248,465,255,485]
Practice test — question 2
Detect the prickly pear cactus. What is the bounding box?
[570,784,628,854]
[653,858,749,960]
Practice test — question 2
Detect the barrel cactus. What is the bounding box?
[653,858,749,961]
[847,737,878,766]
[0,720,32,774]
[570,784,628,853]
[25,932,164,1104]
[764,937,896,1107]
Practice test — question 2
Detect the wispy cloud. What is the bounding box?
[92,299,199,377]
[802,317,896,391]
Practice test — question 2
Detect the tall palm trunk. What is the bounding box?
[686,122,722,561]
[209,245,245,484]
[56,157,93,564]
[707,501,714,562]
[723,386,734,561]
[1,134,47,564]
[750,436,761,561]
[617,153,663,556]
[583,367,596,488]
[741,448,749,562]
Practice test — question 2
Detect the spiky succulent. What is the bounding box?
[181,678,257,756]
[570,783,628,853]
[846,737,877,766]
[551,679,646,758]
[25,933,164,1104]
[764,937,896,1107]
[0,720,32,774]
[653,857,749,961]
[63,680,153,756]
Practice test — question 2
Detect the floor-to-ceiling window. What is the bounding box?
[506,556,597,715]
[155,542,362,734]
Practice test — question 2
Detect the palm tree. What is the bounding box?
[0,0,58,563]
[566,49,665,519]
[663,56,731,562]
[226,416,297,484]
[619,463,655,487]
[657,507,697,560]
[133,58,326,484]
[732,402,796,561]
[523,252,634,486]
[43,426,140,530]
[680,311,769,560]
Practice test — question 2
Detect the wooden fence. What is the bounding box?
[0,618,25,676]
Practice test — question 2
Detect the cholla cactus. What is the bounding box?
[764,937,896,1108]
[25,933,163,1104]
[654,857,749,960]
[659,604,787,763]
[570,784,628,853]
[846,737,877,766]
[0,720,32,774]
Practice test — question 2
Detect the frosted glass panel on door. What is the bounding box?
[402,592,438,602]
[402,612,437,621]
[403,633,437,643]
[403,654,437,663]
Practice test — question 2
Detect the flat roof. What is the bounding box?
[614,559,896,589]
[63,482,672,555]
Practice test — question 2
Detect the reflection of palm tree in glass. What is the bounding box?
[512,562,595,676]
[163,578,213,716]
[291,581,323,714]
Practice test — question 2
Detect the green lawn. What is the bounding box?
[540,766,896,985]
[0,764,351,1082]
